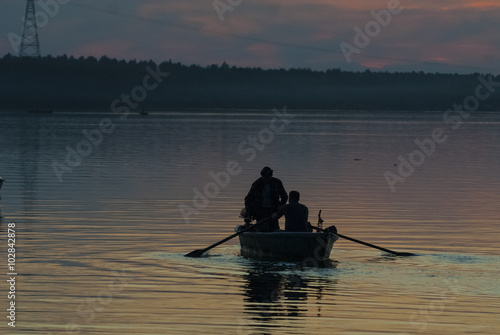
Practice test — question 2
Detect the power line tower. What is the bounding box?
[19,0,41,57]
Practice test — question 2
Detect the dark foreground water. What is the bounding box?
[0,109,499,334]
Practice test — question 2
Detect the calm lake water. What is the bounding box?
[0,109,499,334]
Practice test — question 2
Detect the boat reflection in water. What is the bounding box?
[236,223,340,332]
[241,260,338,334]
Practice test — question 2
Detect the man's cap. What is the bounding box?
[260,166,273,176]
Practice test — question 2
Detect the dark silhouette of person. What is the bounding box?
[244,166,288,232]
[278,191,312,232]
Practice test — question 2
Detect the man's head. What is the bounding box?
[260,166,273,180]
[289,190,300,203]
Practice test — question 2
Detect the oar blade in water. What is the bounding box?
[184,249,207,258]
[395,252,417,257]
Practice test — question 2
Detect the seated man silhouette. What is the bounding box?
[275,190,312,232]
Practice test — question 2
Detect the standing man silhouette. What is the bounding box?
[244,167,288,232]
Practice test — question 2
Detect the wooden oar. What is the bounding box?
[184,216,272,258]
[312,225,415,257]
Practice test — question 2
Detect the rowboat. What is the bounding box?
[237,227,338,261]
[185,213,413,259]
[0,177,4,190]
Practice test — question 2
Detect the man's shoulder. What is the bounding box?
[285,202,307,210]
[271,177,284,185]
[251,177,264,186]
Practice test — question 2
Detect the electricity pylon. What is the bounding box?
[19,0,41,57]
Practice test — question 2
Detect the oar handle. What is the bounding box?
[311,225,402,256]
[334,232,399,255]
[202,219,267,251]
[185,216,272,257]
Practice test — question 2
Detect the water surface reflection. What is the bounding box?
[242,260,338,334]
[1,111,499,334]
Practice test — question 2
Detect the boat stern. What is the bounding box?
[239,231,338,261]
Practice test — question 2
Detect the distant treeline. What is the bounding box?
[1,54,499,111]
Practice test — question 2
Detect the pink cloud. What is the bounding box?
[3,0,498,73]
[71,40,135,59]
[244,43,281,68]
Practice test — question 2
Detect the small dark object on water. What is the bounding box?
[29,109,53,114]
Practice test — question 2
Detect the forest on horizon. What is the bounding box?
[1,54,499,111]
